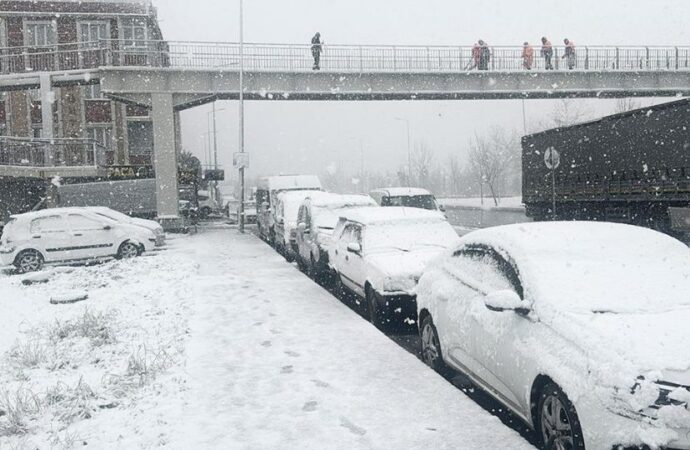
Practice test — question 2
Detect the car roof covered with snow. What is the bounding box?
[10,207,115,222]
[458,221,690,314]
[340,206,446,226]
[370,187,433,197]
[258,175,322,192]
[307,192,376,209]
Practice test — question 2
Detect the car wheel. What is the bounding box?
[14,250,44,273]
[366,287,386,330]
[420,315,451,375]
[117,241,141,260]
[537,382,585,450]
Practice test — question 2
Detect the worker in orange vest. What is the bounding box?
[522,42,535,70]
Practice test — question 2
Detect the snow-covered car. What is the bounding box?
[84,206,165,247]
[329,207,459,328]
[197,190,218,219]
[416,222,690,450]
[295,192,376,278]
[237,200,258,225]
[0,208,158,273]
[274,190,316,262]
[369,187,444,212]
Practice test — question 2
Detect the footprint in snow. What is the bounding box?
[281,365,293,374]
[302,401,318,412]
[311,379,330,388]
[340,418,366,436]
[261,341,272,347]
[284,350,300,358]
[253,321,263,327]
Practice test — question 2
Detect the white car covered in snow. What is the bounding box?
[84,206,165,247]
[329,207,460,328]
[0,208,158,273]
[416,222,690,450]
[295,192,377,278]
[274,190,317,262]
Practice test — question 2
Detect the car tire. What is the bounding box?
[366,286,386,330]
[419,315,452,376]
[537,382,585,450]
[14,249,44,273]
[117,241,141,260]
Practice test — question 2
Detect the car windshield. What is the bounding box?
[383,195,437,210]
[94,209,131,222]
[365,221,458,253]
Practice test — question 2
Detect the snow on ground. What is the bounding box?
[1,230,534,449]
[439,196,524,210]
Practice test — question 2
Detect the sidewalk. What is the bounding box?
[166,230,534,449]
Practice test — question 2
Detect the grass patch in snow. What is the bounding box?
[45,378,98,425]
[0,387,41,437]
[7,341,47,370]
[48,309,118,347]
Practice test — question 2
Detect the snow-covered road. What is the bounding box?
[0,229,535,449]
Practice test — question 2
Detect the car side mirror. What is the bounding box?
[484,290,530,315]
[347,243,362,255]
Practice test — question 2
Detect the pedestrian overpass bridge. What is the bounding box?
[1,40,689,226]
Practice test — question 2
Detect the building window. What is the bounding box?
[121,18,148,48]
[83,84,103,100]
[79,22,108,48]
[87,127,113,150]
[25,21,56,47]
[127,121,153,156]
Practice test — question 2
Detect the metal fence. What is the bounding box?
[0,40,689,74]
[0,137,107,168]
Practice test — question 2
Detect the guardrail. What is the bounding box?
[0,40,689,74]
[0,137,107,168]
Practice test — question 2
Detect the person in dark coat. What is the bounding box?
[478,39,490,70]
[562,38,576,70]
[311,32,323,70]
[541,37,554,70]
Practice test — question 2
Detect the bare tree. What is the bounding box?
[615,98,641,114]
[467,129,520,206]
[550,99,594,128]
[447,154,463,196]
[411,141,434,189]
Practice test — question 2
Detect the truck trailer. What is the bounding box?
[522,98,690,237]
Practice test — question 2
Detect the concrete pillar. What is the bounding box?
[151,92,182,230]
[40,74,54,165]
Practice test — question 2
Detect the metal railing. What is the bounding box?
[0,137,107,168]
[0,40,689,74]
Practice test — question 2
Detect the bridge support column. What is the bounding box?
[151,92,183,232]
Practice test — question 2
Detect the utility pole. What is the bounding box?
[238,0,246,234]
[212,101,218,170]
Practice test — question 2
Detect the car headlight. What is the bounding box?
[611,377,690,420]
[153,227,164,236]
[383,276,419,293]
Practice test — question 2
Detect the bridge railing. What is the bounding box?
[0,137,107,168]
[0,40,689,74]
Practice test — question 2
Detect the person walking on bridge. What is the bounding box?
[522,42,534,70]
[311,32,323,70]
[478,40,490,70]
[541,37,554,70]
[563,38,576,70]
[468,42,481,70]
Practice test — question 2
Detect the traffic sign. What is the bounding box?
[233,152,249,169]
[544,147,561,170]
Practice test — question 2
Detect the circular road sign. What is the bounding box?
[544,147,561,170]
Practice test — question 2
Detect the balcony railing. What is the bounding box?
[0,137,107,168]
[0,40,689,74]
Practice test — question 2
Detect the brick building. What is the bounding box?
[0,0,164,166]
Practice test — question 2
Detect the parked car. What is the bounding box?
[0,208,158,273]
[197,190,218,219]
[295,192,376,278]
[84,207,165,246]
[369,187,444,212]
[329,207,459,328]
[237,200,258,225]
[416,222,690,450]
[256,175,322,243]
[274,190,316,262]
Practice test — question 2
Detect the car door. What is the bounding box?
[29,215,73,262]
[337,224,365,296]
[65,213,116,259]
[460,248,530,413]
[435,248,496,382]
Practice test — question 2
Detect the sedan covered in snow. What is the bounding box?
[0,208,158,273]
[416,222,690,450]
[330,207,460,328]
[84,206,165,247]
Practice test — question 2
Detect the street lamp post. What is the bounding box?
[394,117,412,186]
[238,0,246,234]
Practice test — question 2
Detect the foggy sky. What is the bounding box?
[151,0,689,183]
